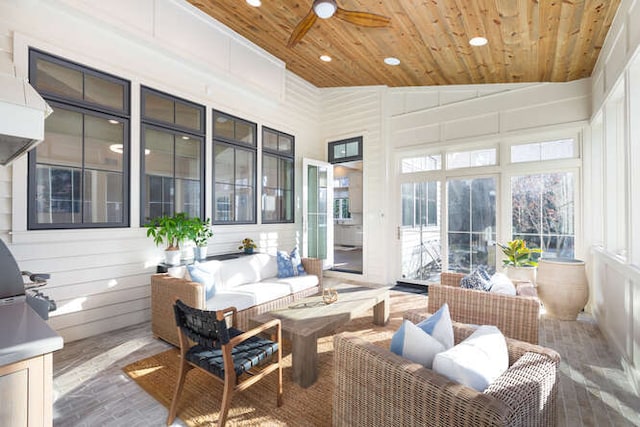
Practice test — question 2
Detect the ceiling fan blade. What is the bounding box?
[334,7,390,27]
[287,8,318,48]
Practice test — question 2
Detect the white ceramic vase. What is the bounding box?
[503,265,537,284]
[536,258,588,320]
[194,245,208,261]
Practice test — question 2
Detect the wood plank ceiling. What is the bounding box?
[187,0,621,88]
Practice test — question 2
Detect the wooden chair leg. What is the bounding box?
[166,355,191,425]
[276,345,283,407]
[218,378,235,427]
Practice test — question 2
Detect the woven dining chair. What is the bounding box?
[167,299,283,426]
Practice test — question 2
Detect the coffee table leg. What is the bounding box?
[373,294,389,325]
[292,333,318,388]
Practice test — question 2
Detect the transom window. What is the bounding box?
[329,137,362,163]
[262,127,294,223]
[446,148,497,169]
[28,49,130,229]
[511,139,575,163]
[401,155,442,173]
[213,111,257,224]
[140,87,205,223]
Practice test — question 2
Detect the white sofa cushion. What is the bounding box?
[206,283,292,312]
[217,253,278,289]
[272,274,318,293]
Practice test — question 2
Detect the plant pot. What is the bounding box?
[194,245,208,261]
[536,258,588,320]
[503,265,537,283]
[164,249,181,266]
[243,247,254,254]
[181,241,195,262]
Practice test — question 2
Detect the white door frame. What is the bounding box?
[302,158,334,269]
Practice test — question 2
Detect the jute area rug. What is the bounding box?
[123,290,426,426]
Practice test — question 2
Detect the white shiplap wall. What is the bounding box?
[587,0,640,394]
[0,0,322,343]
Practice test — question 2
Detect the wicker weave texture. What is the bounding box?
[428,273,540,344]
[333,317,560,427]
[151,258,322,347]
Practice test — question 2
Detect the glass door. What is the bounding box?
[303,158,334,268]
[399,180,442,284]
[446,176,497,273]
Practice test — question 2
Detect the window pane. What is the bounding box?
[214,144,234,184]
[144,92,173,123]
[263,130,278,151]
[145,128,174,177]
[83,170,123,223]
[36,166,82,224]
[511,172,575,259]
[236,121,255,145]
[334,144,346,159]
[34,58,83,100]
[37,107,83,166]
[346,141,358,157]
[235,149,254,186]
[176,178,200,217]
[215,183,233,221]
[175,138,201,180]
[214,113,234,139]
[511,139,575,163]
[401,183,414,226]
[262,155,278,188]
[281,158,293,190]
[85,74,124,111]
[447,148,496,169]
[236,186,254,222]
[175,102,201,131]
[85,115,124,172]
[447,177,496,273]
[401,155,442,173]
[279,134,293,154]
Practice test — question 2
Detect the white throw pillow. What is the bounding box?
[432,325,509,392]
[489,273,516,295]
[389,320,446,368]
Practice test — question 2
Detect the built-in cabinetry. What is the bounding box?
[335,224,363,247]
[0,302,63,427]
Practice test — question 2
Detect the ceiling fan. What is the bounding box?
[287,0,391,48]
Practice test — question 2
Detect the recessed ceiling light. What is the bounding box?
[320,55,332,62]
[108,119,119,124]
[469,37,488,46]
[246,0,261,7]
[109,144,123,154]
[384,57,400,66]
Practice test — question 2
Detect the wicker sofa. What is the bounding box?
[333,311,560,427]
[151,254,322,346]
[428,272,540,344]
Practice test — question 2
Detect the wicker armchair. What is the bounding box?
[333,312,560,427]
[428,272,540,344]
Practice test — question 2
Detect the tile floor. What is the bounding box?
[52,281,640,426]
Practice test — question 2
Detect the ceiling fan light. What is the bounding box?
[313,0,337,19]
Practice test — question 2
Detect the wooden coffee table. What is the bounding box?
[249,283,390,388]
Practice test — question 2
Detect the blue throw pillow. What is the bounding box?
[416,303,454,350]
[277,247,306,278]
[187,263,216,300]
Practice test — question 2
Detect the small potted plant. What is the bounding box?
[145,212,192,266]
[238,238,257,254]
[497,239,542,283]
[190,217,214,260]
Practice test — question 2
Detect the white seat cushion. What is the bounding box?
[218,254,278,289]
[206,283,292,312]
[271,274,318,293]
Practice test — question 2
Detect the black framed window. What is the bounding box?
[28,49,130,229]
[329,136,363,163]
[261,127,294,223]
[213,111,257,224]
[140,87,205,223]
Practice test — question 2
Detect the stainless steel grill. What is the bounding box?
[0,239,56,319]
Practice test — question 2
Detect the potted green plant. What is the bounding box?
[238,238,257,254]
[145,212,192,266]
[497,239,542,283]
[190,217,214,260]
